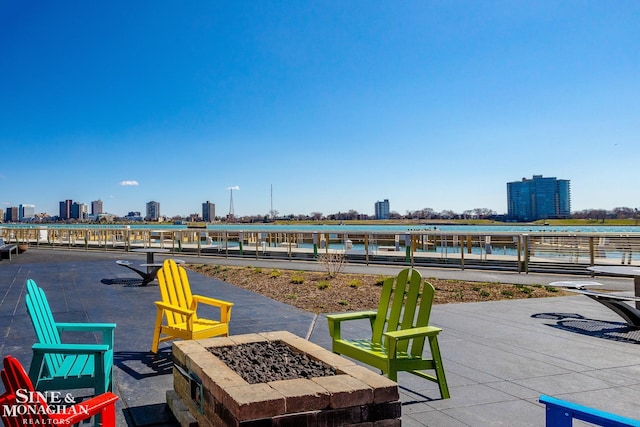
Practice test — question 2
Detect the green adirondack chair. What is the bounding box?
[327,268,450,399]
[24,279,116,395]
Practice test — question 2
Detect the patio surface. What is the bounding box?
[2,248,640,426]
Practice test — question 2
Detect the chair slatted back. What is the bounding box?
[157,259,194,326]
[0,356,50,426]
[25,279,64,374]
[371,268,435,356]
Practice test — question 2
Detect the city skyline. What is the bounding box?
[2,2,639,217]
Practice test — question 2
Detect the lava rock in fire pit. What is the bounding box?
[208,340,336,384]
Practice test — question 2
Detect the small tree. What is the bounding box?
[318,252,346,277]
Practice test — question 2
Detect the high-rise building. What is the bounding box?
[59,200,73,220]
[507,175,571,221]
[375,199,390,220]
[146,201,160,221]
[71,202,88,220]
[19,204,35,221]
[4,207,19,222]
[202,201,216,222]
[91,200,103,215]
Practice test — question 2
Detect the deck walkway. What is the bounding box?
[1,249,640,426]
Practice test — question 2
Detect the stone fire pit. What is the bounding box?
[167,331,400,426]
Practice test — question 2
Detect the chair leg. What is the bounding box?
[428,335,450,399]
[151,311,164,353]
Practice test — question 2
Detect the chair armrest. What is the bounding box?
[384,326,442,341]
[327,311,378,341]
[56,323,116,349]
[192,295,233,323]
[326,310,377,322]
[193,295,234,309]
[56,322,116,331]
[154,301,196,317]
[32,343,111,355]
[384,326,443,358]
[53,392,119,425]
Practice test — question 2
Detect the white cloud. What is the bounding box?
[226,185,240,190]
[120,180,140,186]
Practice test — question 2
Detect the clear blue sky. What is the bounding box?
[1,1,639,218]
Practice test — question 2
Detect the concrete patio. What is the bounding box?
[1,248,640,426]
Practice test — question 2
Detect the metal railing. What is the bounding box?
[3,226,640,274]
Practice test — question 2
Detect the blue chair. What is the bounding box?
[25,279,116,394]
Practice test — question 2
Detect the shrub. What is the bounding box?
[317,252,346,277]
[373,276,387,286]
[270,270,282,278]
[501,290,514,297]
[317,281,330,290]
[479,290,491,298]
[290,275,305,284]
[517,285,534,294]
[338,300,349,306]
[348,279,363,288]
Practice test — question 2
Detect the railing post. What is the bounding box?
[365,234,369,265]
[517,235,522,273]
[460,235,465,270]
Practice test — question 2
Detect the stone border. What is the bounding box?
[171,331,400,426]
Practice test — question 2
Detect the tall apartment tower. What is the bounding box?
[91,199,103,215]
[202,201,216,222]
[375,199,390,220]
[507,175,571,222]
[4,207,19,222]
[146,201,160,221]
[71,202,88,220]
[19,204,35,221]
[59,200,73,220]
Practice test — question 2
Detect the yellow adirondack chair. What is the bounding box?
[151,259,233,353]
[327,268,449,399]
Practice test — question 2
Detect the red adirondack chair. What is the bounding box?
[0,355,119,427]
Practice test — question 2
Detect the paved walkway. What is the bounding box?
[2,249,640,426]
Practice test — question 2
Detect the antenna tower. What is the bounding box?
[228,188,235,220]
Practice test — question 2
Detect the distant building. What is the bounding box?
[4,207,19,222]
[375,199,390,220]
[71,202,88,220]
[202,201,216,222]
[19,204,35,221]
[91,200,103,215]
[124,211,143,221]
[507,175,571,221]
[146,201,160,221]
[59,200,73,220]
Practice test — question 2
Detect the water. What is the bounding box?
[4,223,640,233]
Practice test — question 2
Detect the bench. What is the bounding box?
[540,394,640,426]
[0,238,18,261]
[550,281,640,327]
[116,258,185,286]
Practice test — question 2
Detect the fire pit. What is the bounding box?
[167,331,400,426]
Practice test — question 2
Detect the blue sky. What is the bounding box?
[1,1,639,218]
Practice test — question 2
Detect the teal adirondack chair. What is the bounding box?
[327,268,450,399]
[24,279,116,394]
